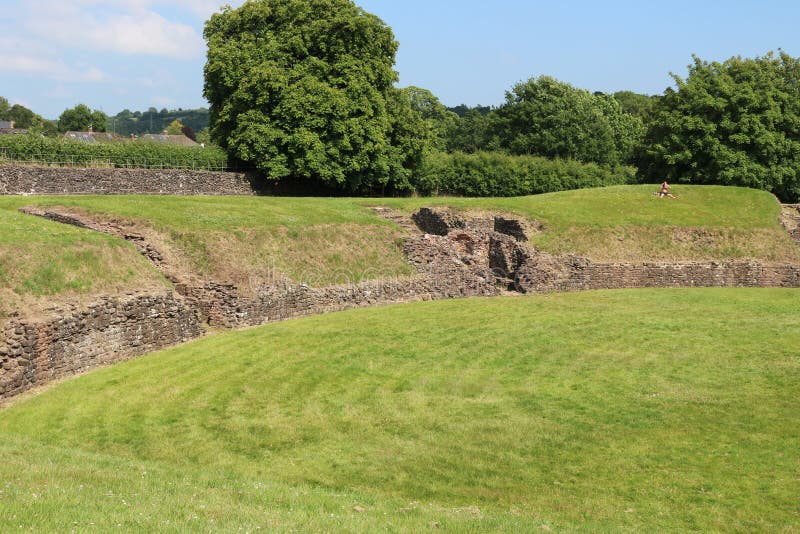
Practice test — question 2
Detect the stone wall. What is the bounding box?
[408,206,800,294]
[0,165,259,196]
[182,273,498,329]
[0,292,202,400]
[514,253,800,293]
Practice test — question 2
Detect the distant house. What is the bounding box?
[139,134,199,147]
[63,131,124,143]
[0,121,29,135]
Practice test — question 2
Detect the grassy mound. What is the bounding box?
[1,289,798,531]
[0,195,413,294]
[1,185,797,319]
[0,201,167,319]
[371,185,800,262]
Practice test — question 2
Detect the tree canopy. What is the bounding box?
[640,51,800,201]
[58,104,107,133]
[203,0,424,192]
[491,76,643,165]
[0,97,53,132]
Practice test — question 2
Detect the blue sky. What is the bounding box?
[2,0,799,120]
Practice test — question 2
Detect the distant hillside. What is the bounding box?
[109,107,209,136]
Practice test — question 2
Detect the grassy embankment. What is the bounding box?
[372,184,800,262]
[0,289,798,531]
[1,184,797,319]
[0,202,167,320]
[0,196,412,319]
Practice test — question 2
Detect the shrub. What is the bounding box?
[415,151,636,196]
[0,135,229,170]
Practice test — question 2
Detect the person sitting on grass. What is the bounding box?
[655,180,677,199]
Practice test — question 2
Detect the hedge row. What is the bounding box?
[414,151,636,196]
[0,135,229,170]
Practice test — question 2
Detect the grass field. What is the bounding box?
[1,289,798,531]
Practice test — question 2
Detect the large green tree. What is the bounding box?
[640,51,800,201]
[58,104,107,132]
[491,76,642,165]
[401,86,458,152]
[7,104,38,129]
[203,0,423,192]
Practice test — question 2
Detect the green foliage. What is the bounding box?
[613,90,656,118]
[491,76,644,165]
[402,86,458,152]
[164,119,185,135]
[1,289,798,531]
[6,104,38,129]
[0,134,228,169]
[110,108,210,136]
[444,107,498,153]
[203,0,423,192]
[414,151,635,196]
[58,104,107,133]
[447,103,493,118]
[640,51,800,202]
[195,127,212,146]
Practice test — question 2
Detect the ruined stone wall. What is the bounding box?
[0,292,202,400]
[412,206,800,294]
[0,165,258,196]
[3,203,799,401]
[182,274,496,329]
[180,231,500,329]
[514,254,800,293]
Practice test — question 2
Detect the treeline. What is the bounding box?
[108,108,210,137]
[414,79,646,167]
[0,99,210,139]
[0,97,57,135]
[201,0,800,202]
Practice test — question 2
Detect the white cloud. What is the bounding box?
[0,53,109,83]
[26,5,205,60]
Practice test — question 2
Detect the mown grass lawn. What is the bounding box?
[1,288,798,532]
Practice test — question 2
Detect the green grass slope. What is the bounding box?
[0,201,167,320]
[0,195,413,295]
[1,289,798,531]
[370,185,800,262]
